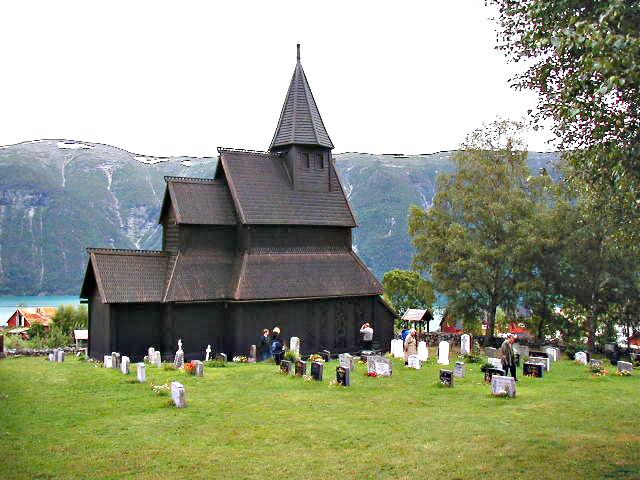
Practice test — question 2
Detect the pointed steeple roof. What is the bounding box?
[270,44,334,150]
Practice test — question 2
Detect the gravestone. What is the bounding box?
[56,350,65,363]
[171,382,186,408]
[367,355,392,376]
[311,361,324,381]
[205,344,212,362]
[147,347,155,362]
[523,362,544,377]
[136,363,146,382]
[48,353,54,362]
[630,352,640,365]
[617,361,633,373]
[545,346,560,362]
[280,360,292,375]
[437,341,450,365]
[320,350,331,362]
[575,352,588,365]
[491,375,516,397]
[460,334,471,356]
[194,360,204,377]
[336,366,351,386]
[339,353,355,371]
[104,355,113,369]
[407,354,421,369]
[515,353,521,366]
[121,356,130,375]
[530,356,550,372]
[216,353,227,363]
[295,360,307,377]
[484,367,505,383]
[111,352,121,369]
[485,347,498,358]
[391,339,404,359]
[174,339,184,369]
[530,350,549,359]
[417,341,429,362]
[589,358,603,368]
[248,345,257,363]
[454,361,465,378]
[289,337,300,356]
[153,351,162,366]
[439,369,453,387]
[488,357,503,370]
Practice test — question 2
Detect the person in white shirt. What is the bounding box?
[360,323,374,351]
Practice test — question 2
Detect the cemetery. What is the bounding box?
[1,345,638,479]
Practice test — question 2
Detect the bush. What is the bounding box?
[205,359,226,368]
[28,323,46,338]
[564,342,583,360]
[462,353,482,364]
[284,350,299,362]
[162,363,177,371]
[479,361,493,373]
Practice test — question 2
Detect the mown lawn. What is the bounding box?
[0,354,638,480]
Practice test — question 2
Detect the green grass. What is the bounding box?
[0,355,639,479]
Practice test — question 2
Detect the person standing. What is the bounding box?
[271,327,284,365]
[360,322,374,351]
[403,329,417,365]
[258,329,271,362]
[500,333,517,380]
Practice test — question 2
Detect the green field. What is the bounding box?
[0,355,638,479]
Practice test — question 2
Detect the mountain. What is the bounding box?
[0,140,559,295]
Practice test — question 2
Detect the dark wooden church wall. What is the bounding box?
[170,303,229,361]
[240,225,350,251]
[162,209,179,252]
[181,225,236,251]
[88,290,111,360]
[110,303,164,361]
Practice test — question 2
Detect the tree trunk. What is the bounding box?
[484,303,497,345]
[586,301,597,352]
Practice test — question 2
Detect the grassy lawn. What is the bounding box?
[0,354,639,480]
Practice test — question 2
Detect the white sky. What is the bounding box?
[0,0,555,156]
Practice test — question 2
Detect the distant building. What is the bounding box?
[401,309,434,333]
[81,46,396,361]
[5,307,56,333]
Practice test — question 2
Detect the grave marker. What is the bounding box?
[530,356,550,371]
[289,337,300,356]
[147,347,155,362]
[174,339,184,369]
[311,361,324,381]
[439,369,453,387]
[367,355,392,376]
[336,366,351,386]
[248,345,257,363]
[205,345,212,362]
[48,353,54,362]
[454,361,465,378]
[407,354,421,369]
[523,362,544,377]
[194,360,204,377]
[280,360,292,375]
[514,344,529,359]
[153,351,162,366]
[321,350,331,362]
[485,347,498,358]
[617,361,633,373]
[437,341,450,365]
[391,339,404,358]
[121,356,130,375]
[136,363,146,382]
[588,358,602,368]
[295,360,307,377]
[339,353,355,371]
[171,382,186,408]
[484,367,505,383]
[491,375,516,397]
[460,334,471,356]
[575,352,588,365]
[104,355,113,369]
[56,350,65,363]
[111,352,121,369]
[488,357,503,369]
[417,341,429,361]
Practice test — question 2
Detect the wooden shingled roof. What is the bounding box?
[160,177,237,225]
[269,45,334,150]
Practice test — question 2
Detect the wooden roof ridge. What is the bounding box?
[246,246,350,254]
[269,44,334,150]
[217,147,278,157]
[87,248,168,256]
[349,250,384,292]
[163,176,216,184]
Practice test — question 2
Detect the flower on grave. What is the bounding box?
[328,380,338,387]
[151,383,170,396]
[615,370,631,376]
[184,362,197,375]
[366,371,378,377]
[308,354,324,363]
[232,355,248,363]
[303,375,313,382]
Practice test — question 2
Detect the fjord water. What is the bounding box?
[0,296,80,325]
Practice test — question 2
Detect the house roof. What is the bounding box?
[219,149,356,226]
[402,308,432,322]
[13,308,55,326]
[81,249,170,303]
[160,177,237,225]
[164,251,235,302]
[270,45,334,150]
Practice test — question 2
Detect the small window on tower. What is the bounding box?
[316,152,325,169]
[300,152,310,168]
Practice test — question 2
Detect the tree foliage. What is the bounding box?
[381,269,435,316]
[52,304,88,337]
[490,0,640,238]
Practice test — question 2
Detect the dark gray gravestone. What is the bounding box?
[311,361,324,381]
[484,368,505,383]
[523,362,544,378]
[589,358,603,368]
[111,352,121,369]
[617,361,633,373]
[321,350,331,362]
[454,361,465,378]
[529,350,549,359]
[439,369,453,387]
[336,366,351,386]
[485,347,498,358]
[280,360,292,375]
[295,360,307,377]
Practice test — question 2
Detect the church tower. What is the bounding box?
[269,44,334,192]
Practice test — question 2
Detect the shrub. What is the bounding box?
[462,353,482,364]
[205,359,226,368]
[564,342,582,360]
[162,363,177,371]
[284,350,299,362]
[479,361,493,373]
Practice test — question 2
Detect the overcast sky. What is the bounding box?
[0,1,555,156]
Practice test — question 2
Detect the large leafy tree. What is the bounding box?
[381,269,435,316]
[490,0,640,238]
[409,121,534,341]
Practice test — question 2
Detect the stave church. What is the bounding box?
[80,45,396,361]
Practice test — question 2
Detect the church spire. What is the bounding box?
[269,44,334,151]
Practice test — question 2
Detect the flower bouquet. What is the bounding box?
[151,383,170,396]
[232,355,248,363]
[184,361,197,375]
[366,371,378,377]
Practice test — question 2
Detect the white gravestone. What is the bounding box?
[171,382,186,408]
[367,355,392,376]
[491,375,516,397]
[147,347,155,362]
[545,347,559,362]
[104,355,113,369]
[56,350,65,363]
[488,357,503,369]
[437,341,450,365]
[153,351,162,367]
[120,356,130,374]
[174,339,184,368]
[48,353,54,362]
[205,344,212,362]
[289,337,300,355]
[617,361,633,373]
[407,354,421,369]
[391,339,404,359]
[339,353,355,371]
[418,341,429,362]
[530,356,550,371]
[454,361,466,378]
[194,360,204,377]
[460,334,471,356]
[136,363,146,382]
[575,351,588,365]
[111,352,121,369]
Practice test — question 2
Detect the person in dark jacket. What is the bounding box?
[271,327,284,365]
[500,333,517,380]
[258,329,271,361]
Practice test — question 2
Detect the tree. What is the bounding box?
[490,0,640,239]
[409,120,533,341]
[52,304,88,337]
[381,269,435,316]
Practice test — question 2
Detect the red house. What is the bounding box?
[6,307,56,332]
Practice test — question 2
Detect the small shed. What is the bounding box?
[401,309,434,333]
